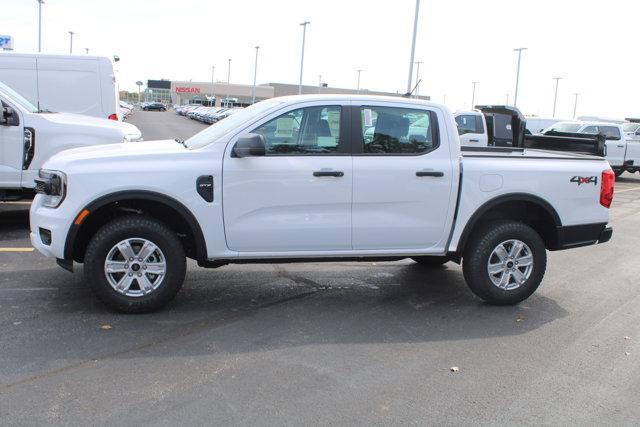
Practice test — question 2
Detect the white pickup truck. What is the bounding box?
[0,81,142,200]
[30,95,615,313]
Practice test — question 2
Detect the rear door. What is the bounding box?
[222,101,352,252]
[455,113,487,146]
[352,101,456,251]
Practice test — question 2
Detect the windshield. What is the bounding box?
[545,122,582,133]
[186,99,285,149]
[623,123,640,132]
[0,81,38,113]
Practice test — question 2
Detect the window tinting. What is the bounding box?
[455,114,483,135]
[361,106,437,154]
[252,106,342,155]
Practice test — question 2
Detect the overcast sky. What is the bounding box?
[4,0,639,118]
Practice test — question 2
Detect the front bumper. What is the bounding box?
[29,194,72,260]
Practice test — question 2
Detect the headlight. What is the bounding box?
[123,133,143,142]
[34,169,67,208]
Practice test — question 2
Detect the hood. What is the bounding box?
[43,139,186,170]
[42,112,142,139]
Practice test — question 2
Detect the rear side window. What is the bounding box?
[360,106,438,154]
[600,126,621,140]
[455,114,484,135]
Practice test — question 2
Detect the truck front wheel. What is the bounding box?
[83,216,186,313]
[462,221,547,305]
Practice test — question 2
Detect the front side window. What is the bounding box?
[251,106,342,155]
[622,123,640,133]
[581,125,599,134]
[360,106,438,154]
[455,114,483,135]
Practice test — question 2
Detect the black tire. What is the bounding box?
[411,256,449,267]
[84,215,186,313]
[614,168,624,178]
[462,221,546,305]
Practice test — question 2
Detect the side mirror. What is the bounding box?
[233,133,266,157]
[0,106,13,126]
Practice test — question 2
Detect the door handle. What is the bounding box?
[617,144,624,148]
[416,171,444,177]
[313,171,344,177]
[469,139,479,143]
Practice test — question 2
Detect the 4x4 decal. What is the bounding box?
[570,176,598,186]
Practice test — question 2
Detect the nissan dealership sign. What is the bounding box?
[175,87,201,93]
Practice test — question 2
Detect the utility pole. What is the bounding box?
[210,65,215,106]
[356,69,363,93]
[573,93,579,119]
[552,76,563,117]
[406,0,420,94]
[226,58,231,107]
[318,74,322,93]
[68,31,75,54]
[471,81,479,109]
[513,47,527,107]
[251,46,260,104]
[37,0,45,52]
[414,60,423,98]
[298,21,310,95]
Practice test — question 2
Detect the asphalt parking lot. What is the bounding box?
[1,110,640,425]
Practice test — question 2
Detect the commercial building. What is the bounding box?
[145,79,429,107]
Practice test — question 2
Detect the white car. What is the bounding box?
[0,53,122,121]
[0,81,142,199]
[544,121,640,177]
[30,95,614,313]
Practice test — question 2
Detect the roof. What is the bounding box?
[268,94,444,109]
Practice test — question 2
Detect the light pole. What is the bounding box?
[226,58,231,107]
[68,31,75,54]
[37,0,44,52]
[135,81,143,103]
[552,76,563,117]
[252,46,260,104]
[406,0,421,94]
[414,60,423,98]
[85,48,89,54]
[471,81,479,109]
[513,47,527,107]
[298,21,310,95]
[211,65,215,105]
[356,69,363,93]
[573,93,579,119]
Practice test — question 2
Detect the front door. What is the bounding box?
[223,102,352,252]
[0,100,24,189]
[352,102,455,251]
[583,125,626,167]
[455,113,488,146]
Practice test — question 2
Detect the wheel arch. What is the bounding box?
[64,190,207,264]
[456,193,562,253]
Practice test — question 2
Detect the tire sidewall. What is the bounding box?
[84,216,186,313]
[464,222,546,304]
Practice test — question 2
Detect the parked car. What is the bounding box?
[0,53,121,121]
[543,121,640,177]
[454,110,488,146]
[623,122,640,143]
[142,102,166,111]
[30,95,613,313]
[0,81,142,200]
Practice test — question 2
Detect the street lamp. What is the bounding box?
[406,0,421,94]
[356,69,363,93]
[135,80,143,103]
[252,46,260,104]
[68,31,75,54]
[552,76,563,117]
[471,81,479,109]
[573,93,579,119]
[414,60,423,98]
[513,47,527,107]
[211,65,215,105]
[37,0,45,53]
[226,58,231,107]
[298,21,310,95]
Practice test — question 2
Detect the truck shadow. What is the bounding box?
[0,205,31,242]
[2,260,568,378]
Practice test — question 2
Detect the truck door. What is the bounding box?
[351,102,455,252]
[0,99,24,189]
[455,113,488,146]
[222,102,352,252]
[584,125,626,167]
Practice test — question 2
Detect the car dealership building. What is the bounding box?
[146,79,429,107]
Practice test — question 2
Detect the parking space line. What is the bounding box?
[0,248,34,252]
[616,187,640,193]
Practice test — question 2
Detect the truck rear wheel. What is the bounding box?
[83,216,186,313]
[462,221,546,305]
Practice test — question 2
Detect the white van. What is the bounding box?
[0,53,120,121]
